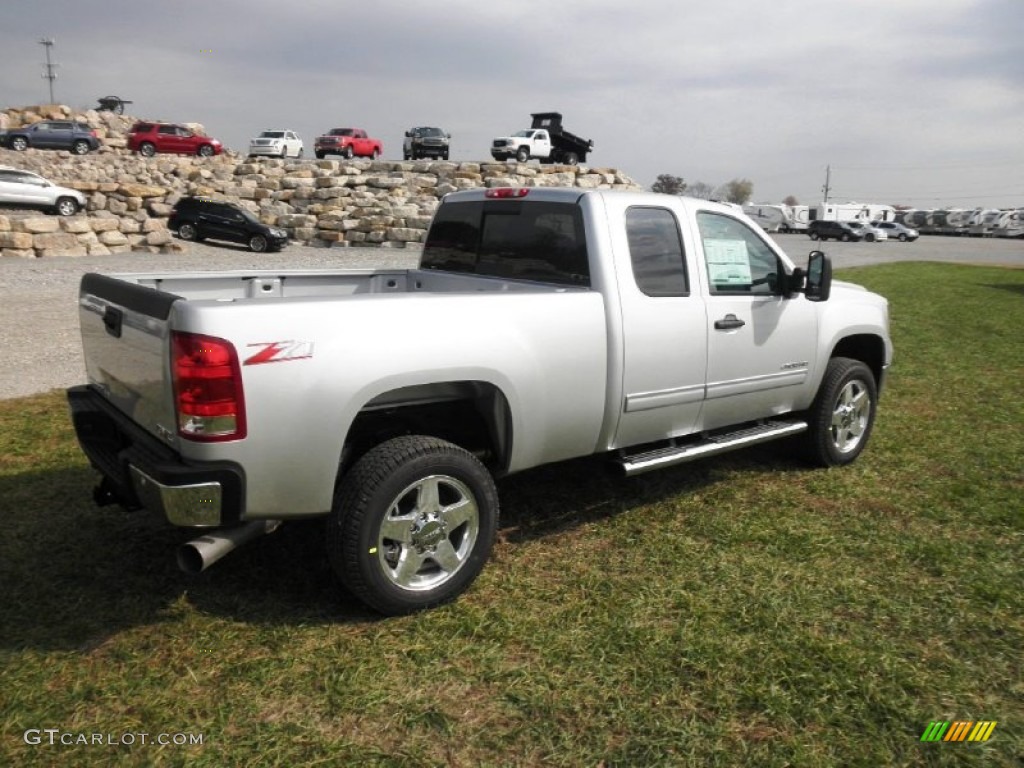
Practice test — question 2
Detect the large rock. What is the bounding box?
[13,217,59,234]
[0,232,34,249]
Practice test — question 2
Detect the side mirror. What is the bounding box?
[405,131,411,137]
[805,250,832,302]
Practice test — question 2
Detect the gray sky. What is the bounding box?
[3,0,1022,208]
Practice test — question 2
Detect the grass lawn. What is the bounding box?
[1,262,1021,767]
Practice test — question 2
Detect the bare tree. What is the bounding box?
[716,178,754,205]
[651,174,686,195]
[783,195,799,206]
[686,181,715,200]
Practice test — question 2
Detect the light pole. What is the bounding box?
[39,37,58,104]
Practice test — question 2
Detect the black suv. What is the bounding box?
[403,127,450,160]
[168,197,289,252]
[1,121,100,154]
[808,220,864,242]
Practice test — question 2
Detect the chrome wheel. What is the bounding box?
[377,475,480,592]
[55,197,78,216]
[830,379,871,454]
[139,142,156,157]
[11,136,28,151]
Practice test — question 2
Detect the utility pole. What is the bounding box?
[39,37,58,104]
[822,164,831,203]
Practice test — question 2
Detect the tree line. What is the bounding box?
[651,174,799,207]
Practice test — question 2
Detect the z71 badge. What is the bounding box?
[243,341,314,365]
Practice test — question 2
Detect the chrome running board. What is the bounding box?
[617,420,808,477]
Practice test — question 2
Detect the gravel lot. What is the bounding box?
[0,234,1020,400]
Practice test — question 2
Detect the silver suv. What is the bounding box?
[0,166,85,216]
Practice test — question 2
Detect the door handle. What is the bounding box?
[714,314,745,330]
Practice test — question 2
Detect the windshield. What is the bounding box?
[259,131,285,138]
[414,127,443,137]
[329,129,355,136]
[511,130,534,138]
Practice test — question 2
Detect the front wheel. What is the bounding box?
[841,233,852,242]
[801,357,877,466]
[515,146,530,163]
[898,233,908,242]
[55,197,79,217]
[344,145,355,159]
[139,142,156,157]
[197,144,214,157]
[72,140,90,155]
[249,234,268,252]
[809,232,820,241]
[328,435,499,616]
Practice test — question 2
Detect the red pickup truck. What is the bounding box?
[314,128,382,159]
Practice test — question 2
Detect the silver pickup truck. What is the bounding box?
[68,187,892,615]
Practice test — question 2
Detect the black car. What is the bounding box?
[403,126,450,160]
[169,197,289,252]
[808,220,864,242]
[1,121,100,154]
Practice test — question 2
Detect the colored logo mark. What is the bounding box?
[920,721,997,742]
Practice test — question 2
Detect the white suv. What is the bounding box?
[0,166,86,216]
[248,129,303,159]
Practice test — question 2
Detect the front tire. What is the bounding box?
[809,232,820,241]
[328,435,499,616]
[801,357,877,466]
[72,140,90,155]
[344,145,355,159]
[198,144,214,157]
[516,146,530,163]
[898,233,908,242]
[139,142,156,157]
[55,197,79,217]
[249,234,268,252]
[564,151,579,166]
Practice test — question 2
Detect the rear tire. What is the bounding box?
[177,222,198,241]
[327,435,499,616]
[809,232,820,240]
[315,151,325,159]
[11,136,28,151]
[801,357,877,467]
[564,151,579,166]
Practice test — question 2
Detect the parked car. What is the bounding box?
[0,166,85,216]
[845,221,888,242]
[168,196,288,252]
[313,128,382,159]
[0,121,100,155]
[871,221,919,242]
[128,122,223,157]
[248,129,303,159]
[808,220,864,242]
[403,127,450,160]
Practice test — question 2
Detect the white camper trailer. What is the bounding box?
[994,209,1024,238]
[784,205,810,232]
[742,204,786,233]
[967,209,999,237]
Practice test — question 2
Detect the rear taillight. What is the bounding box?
[171,331,247,442]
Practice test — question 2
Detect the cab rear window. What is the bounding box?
[422,200,589,287]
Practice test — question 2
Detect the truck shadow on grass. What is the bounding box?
[0,445,800,650]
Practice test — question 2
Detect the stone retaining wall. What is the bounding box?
[1,104,642,258]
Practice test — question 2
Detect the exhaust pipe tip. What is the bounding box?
[177,520,281,574]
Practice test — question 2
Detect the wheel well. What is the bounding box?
[831,334,885,385]
[340,382,512,477]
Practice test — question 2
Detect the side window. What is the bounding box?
[158,125,176,135]
[697,211,781,295]
[626,207,688,296]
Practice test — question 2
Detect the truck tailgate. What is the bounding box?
[78,273,180,443]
